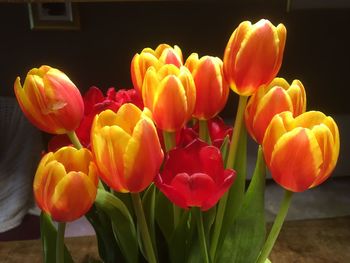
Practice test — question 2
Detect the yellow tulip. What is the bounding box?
[185,53,229,120]
[245,78,306,144]
[262,111,340,192]
[223,19,286,96]
[14,65,84,134]
[131,44,183,93]
[142,64,196,131]
[33,146,98,222]
[91,103,163,192]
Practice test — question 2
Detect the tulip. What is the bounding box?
[91,103,163,192]
[155,139,236,211]
[14,65,84,134]
[185,53,229,120]
[245,78,306,144]
[142,64,196,131]
[223,19,287,96]
[131,44,183,93]
[33,146,98,222]
[262,111,340,192]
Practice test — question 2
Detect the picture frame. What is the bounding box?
[28,2,80,30]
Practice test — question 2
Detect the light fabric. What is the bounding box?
[0,97,43,232]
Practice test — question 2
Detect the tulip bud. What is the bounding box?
[245,78,306,144]
[142,64,196,131]
[185,53,229,120]
[14,65,84,134]
[91,104,163,193]
[33,146,98,222]
[223,19,286,96]
[131,44,183,93]
[262,111,340,192]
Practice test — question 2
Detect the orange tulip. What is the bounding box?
[33,146,98,222]
[262,111,340,192]
[14,65,84,134]
[223,19,286,96]
[91,103,164,192]
[131,44,183,93]
[142,64,196,131]
[245,78,306,144]
[185,53,229,120]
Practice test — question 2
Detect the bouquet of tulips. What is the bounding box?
[14,19,339,263]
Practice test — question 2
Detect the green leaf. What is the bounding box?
[155,190,175,243]
[40,212,73,263]
[220,135,230,165]
[85,205,123,263]
[168,211,193,263]
[217,146,266,263]
[95,189,138,263]
[142,184,157,257]
[216,124,248,259]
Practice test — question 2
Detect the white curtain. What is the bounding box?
[0,97,43,232]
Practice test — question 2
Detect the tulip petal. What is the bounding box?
[123,118,163,192]
[270,128,323,192]
[152,75,188,131]
[202,169,236,211]
[93,125,130,192]
[33,158,66,213]
[287,80,306,115]
[262,111,292,165]
[53,147,93,175]
[49,171,97,222]
[171,172,216,208]
[311,123,338,187]
[253,87,293,143]
[234,20,279,94]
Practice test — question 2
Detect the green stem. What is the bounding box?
[194,208,210,263]
[163,131,176,152]
[226,95,248,169]
[198,119,212,144]
[67,131,83,149]
[56,222,66,263]
[209,95,248,261]
[256,190,294,263]
[131,193,157,263]
[162,131,180,227]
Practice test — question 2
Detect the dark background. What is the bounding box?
[1,1,350,119]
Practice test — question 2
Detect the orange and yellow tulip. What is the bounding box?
[91,103,163,192]
[142,64,196,131]
[131,44,183,93]
[223,19,287,96]
[14,65,84,134]
[245,78,306,144]
[185,53,229,120]
[33,146,98,222]
[262,111,340,192]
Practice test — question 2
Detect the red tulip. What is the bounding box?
[155,139,236,210]
[48,86,143,150]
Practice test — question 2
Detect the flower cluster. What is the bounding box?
[14,19,339,263]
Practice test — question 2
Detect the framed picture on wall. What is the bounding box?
[28,2,80,30]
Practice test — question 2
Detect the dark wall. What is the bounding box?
[1,2,349,118]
